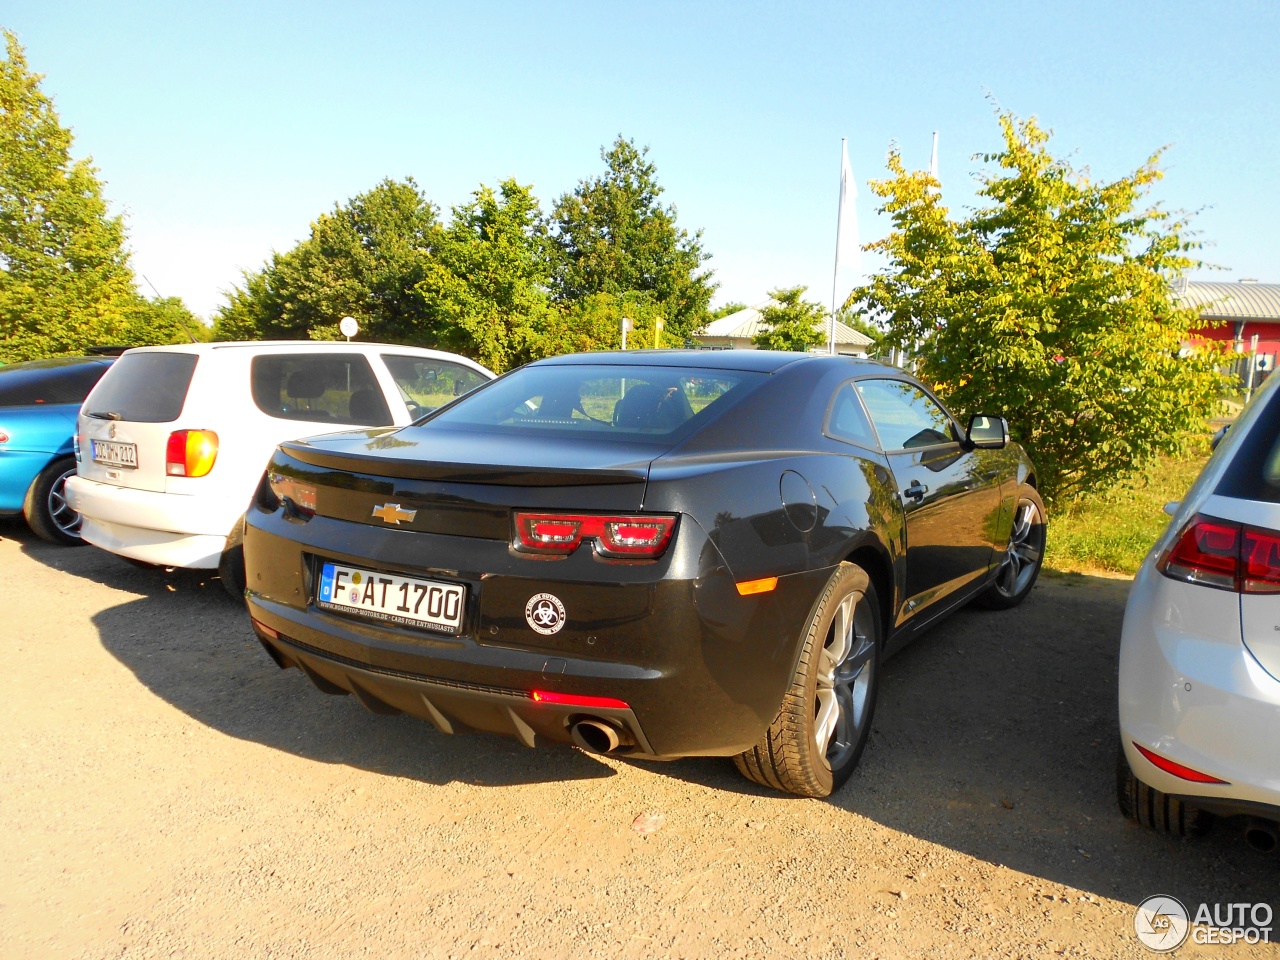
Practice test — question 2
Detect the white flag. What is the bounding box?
[929,131,940,194]
[835,140,861,275]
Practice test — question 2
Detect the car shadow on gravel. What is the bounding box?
[8,520,617,790]
[642,573,1280,908]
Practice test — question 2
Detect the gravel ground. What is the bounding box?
[2,518,1276,959]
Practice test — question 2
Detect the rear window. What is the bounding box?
[250,354,393,426]
[83,353,198,423]
[1216,388,1280,503]
[0,358,111,406]
[427,363,762,441]
[382,354,489,416]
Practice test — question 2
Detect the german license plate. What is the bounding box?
[316,562,466,634]
[90,439,138,468]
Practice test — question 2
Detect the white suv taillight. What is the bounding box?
[166,430,219,477]
[1157,515,1280,594]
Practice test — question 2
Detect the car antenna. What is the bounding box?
[143,274,200,343]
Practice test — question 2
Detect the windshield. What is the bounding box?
[426,363,764,442]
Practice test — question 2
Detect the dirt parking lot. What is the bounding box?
[2,519,1276,959]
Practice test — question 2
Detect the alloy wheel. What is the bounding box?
[814,591,876,770]
[994,497,1044,598]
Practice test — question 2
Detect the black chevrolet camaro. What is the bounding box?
[243,350,1045,797]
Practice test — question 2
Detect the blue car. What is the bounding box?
[0,356,115,544]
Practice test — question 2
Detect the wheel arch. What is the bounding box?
[843,541,893,643]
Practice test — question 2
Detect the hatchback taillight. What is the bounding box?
[514,512,677,559]
[1157,514,1280,593]
[166,430,219,477]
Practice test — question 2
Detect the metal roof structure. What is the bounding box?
[1179,281,1280,321]
[698,301,875,346]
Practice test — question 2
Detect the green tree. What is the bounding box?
[709,300,747,320]
[851,111,1224,501]
[213,178,439,343]
[752,286,826,351]
[536,291,668,358]
[550,136,715,341]
[124,296,209,345]
[0,31,139,361]
[838,307,887,358]
[418,179,553,372]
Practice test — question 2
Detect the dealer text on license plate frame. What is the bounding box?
[316,562,466,634]
[90,439,138,468]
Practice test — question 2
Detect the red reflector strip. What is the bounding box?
[530,689,630,710]
[250,617,280,641]
[1133,742,1230,784]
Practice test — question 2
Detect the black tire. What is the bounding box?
[22,456,86,546]
[218,516,247,603]
[735,563,881,798]
[976,485,1046,610]
[1116,744,1211,837]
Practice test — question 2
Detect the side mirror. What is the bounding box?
[1210,424,1230,451]
[966,414,1008,450]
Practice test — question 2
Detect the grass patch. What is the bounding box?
[1044,451,1210,577]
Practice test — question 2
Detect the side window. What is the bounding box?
[855,379,954,451]
[827,383,879,449]
[382,356,489,417]
[250,354,392,426]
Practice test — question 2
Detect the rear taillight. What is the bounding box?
[0,429,9,444]
[166,430,218,477]
[1157,514,1280,593]
[514,512,677,559]
[267,472,317,517]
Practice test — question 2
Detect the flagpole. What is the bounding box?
[829,137,846,355]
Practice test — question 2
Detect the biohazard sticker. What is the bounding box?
[525,593,567,635]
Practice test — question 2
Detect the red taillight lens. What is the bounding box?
[1158,514,1280,594]
[1242,527,1280,593]
[1160,516,1239,589]
[166,430,219,477]
[267,472,317,516]
[0,429,9,444]
[514,512,677,559]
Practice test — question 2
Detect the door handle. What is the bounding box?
[903,480,928,502]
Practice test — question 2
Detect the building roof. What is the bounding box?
[1179,281,1280,321]
[698,301,875,346]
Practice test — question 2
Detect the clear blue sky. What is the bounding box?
[7,1,1278,321]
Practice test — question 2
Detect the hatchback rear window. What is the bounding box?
[1216,388,1280,503]
[83,353,198,423]
[250,354,393,426]
[427,363,762,441]
[0,358,111,406]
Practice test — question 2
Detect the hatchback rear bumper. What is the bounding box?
[65,474,237,567]
[1119,563,1280,810]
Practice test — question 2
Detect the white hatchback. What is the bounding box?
[66,341,493,596]
[1118,375,1280,853]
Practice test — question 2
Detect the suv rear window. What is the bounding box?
[0,358,111,406]
[83,353,198,423]
[251,354,393,426]
[1216,388,1280,503]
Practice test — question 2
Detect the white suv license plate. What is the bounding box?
[317,562,465,634]
[90,439,138,468]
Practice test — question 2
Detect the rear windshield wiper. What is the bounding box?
[87,410,124,420]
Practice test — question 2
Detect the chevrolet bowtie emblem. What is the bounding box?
[371,503,417,525]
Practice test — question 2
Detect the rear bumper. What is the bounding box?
[1119,562,1280,811]
[65,474,238,568]
[244,505,830,758]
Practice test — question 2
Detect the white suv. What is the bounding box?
[66,341,493,596]
[1118,373,1280,852]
